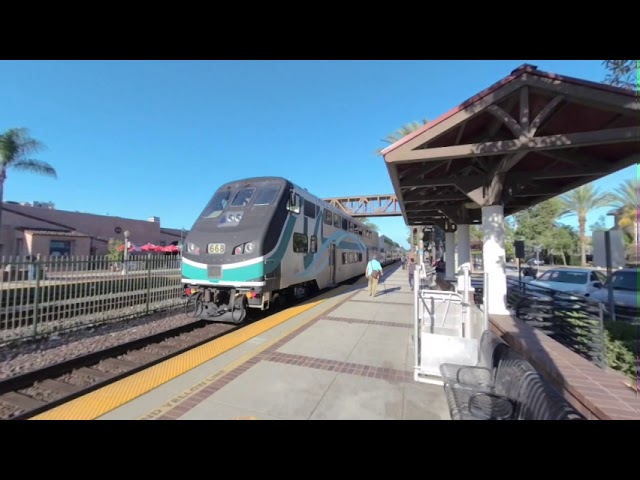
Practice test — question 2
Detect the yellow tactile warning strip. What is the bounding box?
[135,285,358,420]
[30,284,355,420]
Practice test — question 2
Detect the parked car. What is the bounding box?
[524,267,607,296]
[527,258,545,266]
[584,268,639,309]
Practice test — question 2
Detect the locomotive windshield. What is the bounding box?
[253,186,280,205]
[201,190,232,219]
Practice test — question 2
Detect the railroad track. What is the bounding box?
[0,269,377,420]
[0,319,238,420]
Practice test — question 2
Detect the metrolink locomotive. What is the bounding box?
[181,177,401,322]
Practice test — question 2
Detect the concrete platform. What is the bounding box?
[96,262,450,420]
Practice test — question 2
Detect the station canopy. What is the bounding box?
[381,64,639,228]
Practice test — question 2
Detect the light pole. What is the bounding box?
[123,230,130,274]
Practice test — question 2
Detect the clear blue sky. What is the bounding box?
[0,60,635,248]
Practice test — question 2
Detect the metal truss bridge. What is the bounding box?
[321,195,401,217]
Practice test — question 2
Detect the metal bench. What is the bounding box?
[443,349,586,420]
[439,330,510,389]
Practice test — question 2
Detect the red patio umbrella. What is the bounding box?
[140,243,157,251]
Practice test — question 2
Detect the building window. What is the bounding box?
[50,240,72,257]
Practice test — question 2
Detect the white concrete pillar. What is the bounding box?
[482,205,510,316]
[445,231,455,280]
[457,224,471,269]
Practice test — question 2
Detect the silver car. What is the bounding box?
[526,267,608,296]
[585,268,639,309]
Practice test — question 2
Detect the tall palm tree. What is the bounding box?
[375,118,428,155]
[558,184,614,267]
[611,178,638,245]
[0,128,57,244]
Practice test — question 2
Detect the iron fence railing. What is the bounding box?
[504,278,607,368]
[0,254,184,345]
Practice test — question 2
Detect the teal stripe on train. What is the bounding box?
[182,261,263,283]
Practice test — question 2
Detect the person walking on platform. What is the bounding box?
[407,257,416,291]
[365,254,384,297]
[401,254,407,269]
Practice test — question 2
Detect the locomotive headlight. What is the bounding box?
[234,245,243,255]
[236,213,242,221]
[187,242,196,253]
[228,214,236,221]
[245,242,254,253]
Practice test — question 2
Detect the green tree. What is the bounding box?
[0,128,57,244]
[360,217,379,232]
[589,215,608,234]
[375,119,428,155]
[107,239,124,261]
[540,225,578,265]
[602,60,638,90]
[558,184,614,267]
[513,198,563,244]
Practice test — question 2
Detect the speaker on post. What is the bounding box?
[514,240,525,259]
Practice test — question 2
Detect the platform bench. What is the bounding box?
[441,336,586,420]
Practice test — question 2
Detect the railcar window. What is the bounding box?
[333,213,340,228]
[304,200,317,218]
[342,252,347,264]
[342,218,347,230]
[231,188,255,206]
[293,233,308,253]
[358,253,362,262]
[254,186,280,206]
[201,191,232,218]
[310,235,317,253]
[324,209,332,225]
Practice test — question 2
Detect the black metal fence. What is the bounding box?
[504,278,607,368]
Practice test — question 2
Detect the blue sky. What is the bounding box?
[0,60,635,248]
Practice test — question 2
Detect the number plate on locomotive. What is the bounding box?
[208,243,225,254]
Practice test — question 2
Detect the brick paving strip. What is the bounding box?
[153,291,415,419]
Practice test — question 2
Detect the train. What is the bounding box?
[181,176,403,322]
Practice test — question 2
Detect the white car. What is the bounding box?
[525,268,607,296]
[585,268,639,309]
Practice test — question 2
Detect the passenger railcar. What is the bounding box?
[181,176,394,322]
[377,235,402,266]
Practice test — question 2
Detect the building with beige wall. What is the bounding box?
[0,202,188,258]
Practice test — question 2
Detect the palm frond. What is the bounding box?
[12,159,57,178]
[375,118,429,156]
[0,127,47,168]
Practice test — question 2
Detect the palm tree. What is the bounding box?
[558,184,614,267]
[0,128,57,243]
[611,177,638,245]
[375,118,428,155]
